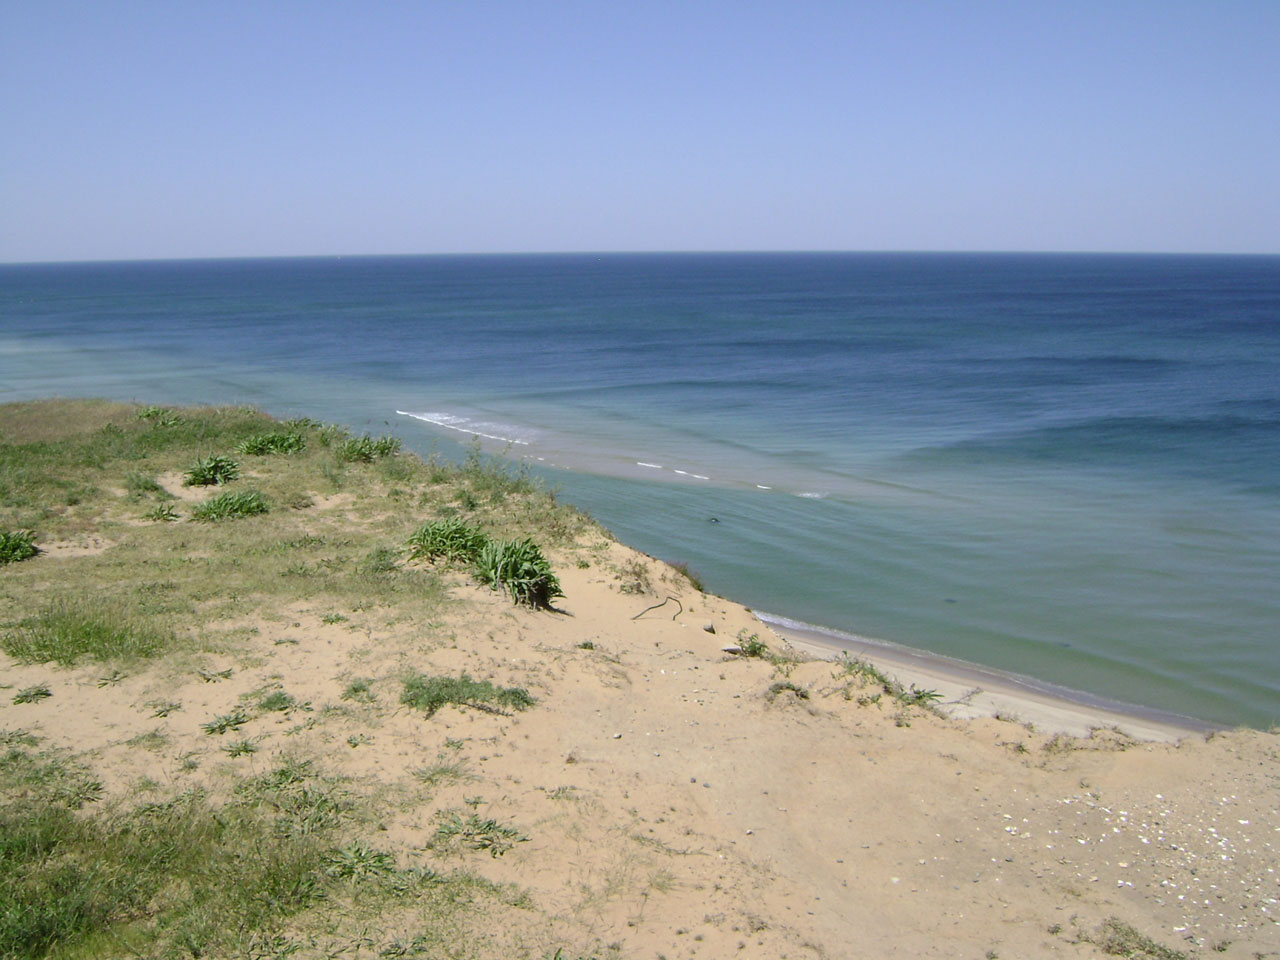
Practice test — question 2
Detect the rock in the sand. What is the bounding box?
[703,622,716,634]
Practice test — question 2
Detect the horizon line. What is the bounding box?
[6,248,1280,268]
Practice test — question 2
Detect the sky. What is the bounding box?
[2,1,1278,262]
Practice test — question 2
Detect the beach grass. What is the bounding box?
[401,672,536,718]
[0,529,37,565]
[1,599,173,666]
[183,454,240,486]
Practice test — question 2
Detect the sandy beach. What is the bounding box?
[2,401,1277,959]
[757,614,1218,743]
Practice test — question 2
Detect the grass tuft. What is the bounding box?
[183,454,240,486]
[833,653,939,708]
[669,560,705,592]
[766,680,810,702]
[336,434,400,463]
[143,502,180,522]
[340,678,375,703]
[431,810,527,857]
[413,754,474,789]
[736,632,770,658]
[238,432,306,455]
[2,600,172,665]
[124,471,170,499]
[192,489,269,521]
[201,708,250,735]
[323,841,396,879]
[473,537,563,608]
[406,516,487,564]
[0,530,38,566]
[12,685,53,705]
[1092,917,1189,959]
[401,673,535,718]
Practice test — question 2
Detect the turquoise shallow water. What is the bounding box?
[2,253,1278,727]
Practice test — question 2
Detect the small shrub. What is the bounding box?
[192,489,269,521]
[406,517,487,564]
[736,632,770,658]
[474,537,563,608]
[238,432,306,455]
[223,739,257,757]
[183,455,240,486]
[0,530,37,565]
[616,557,652,595]
[335,434,400,463]
[401,673,535,718]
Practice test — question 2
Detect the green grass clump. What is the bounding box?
[736,632,770,658]
[669,560,705,592]
[12,685,53,705]
[406,521,563,608]
[255,689,297,712]
[832,653,942,710]
[137,405,182,425]
[401,673,535,718]
[474,537,563,608]
[124,471,170,499]
[201,708,250,735]
[239,432,306,455]
[766,680,810,702]
[431,810,527,857]
[2,601,171,666]
[414,755,474,789]
[0,530,37,565]
[1093,917,1189,959]
[192,489,269,521]
[0,751,353,960]
[335,434,401,463]
[340,678,375,703]
[143,502,180,522]
[183,454,240,486]
[406,516,487,564]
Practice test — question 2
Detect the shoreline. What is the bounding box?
[754,611,1219,742]
[5,398,1278,957]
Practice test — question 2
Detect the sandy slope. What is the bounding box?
[4,528,1278,959]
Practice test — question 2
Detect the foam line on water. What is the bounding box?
[397,410,530,445]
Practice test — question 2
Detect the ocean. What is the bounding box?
[2,253,1278,728]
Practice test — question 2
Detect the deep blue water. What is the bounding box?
[3,253,1278,727]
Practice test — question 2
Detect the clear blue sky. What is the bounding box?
[3,1,1278,261]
